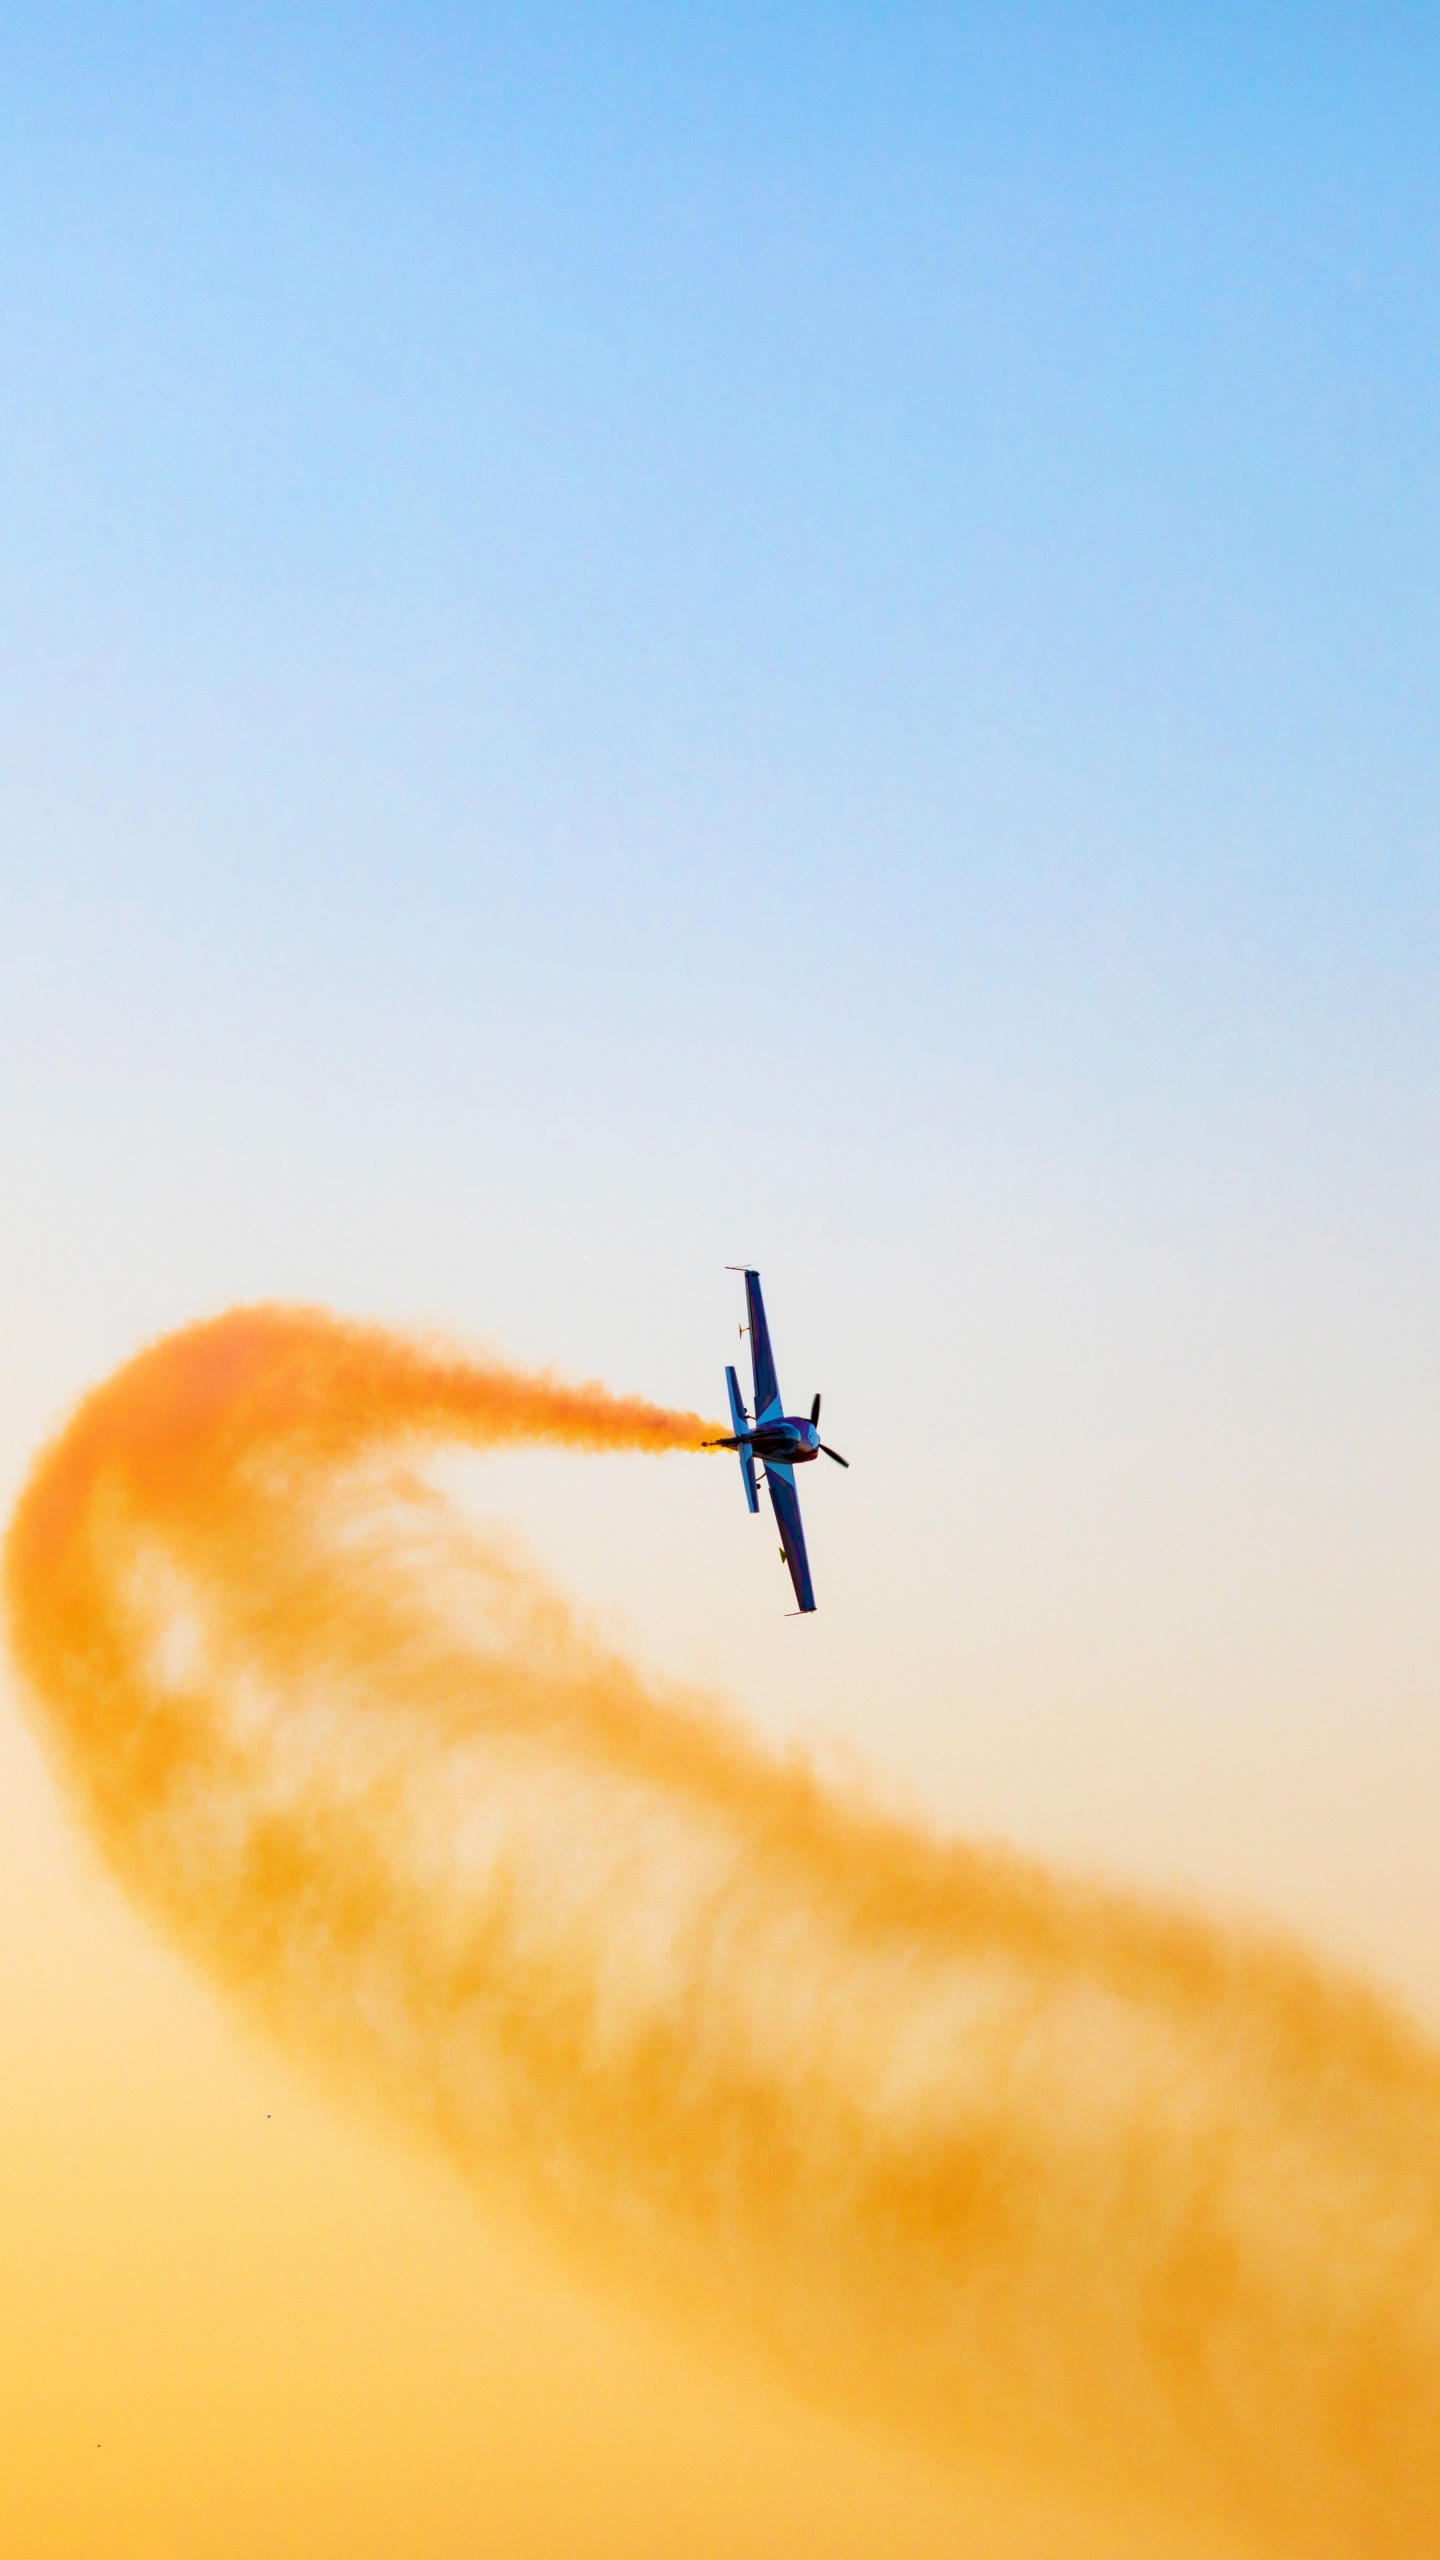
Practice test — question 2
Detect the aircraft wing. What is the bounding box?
[764,1463,816,1613]
[743,1269,782,1422]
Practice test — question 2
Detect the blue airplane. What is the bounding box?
[706,1268,848,1613]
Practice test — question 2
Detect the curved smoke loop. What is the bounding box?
[6,1304,1440,2557]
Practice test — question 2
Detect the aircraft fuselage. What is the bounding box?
[720,1415,821,1465]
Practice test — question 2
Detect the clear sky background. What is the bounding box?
[2,8,1439,2556]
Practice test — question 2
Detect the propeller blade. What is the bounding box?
[819,1444,849,1468]
[810,1392,821,1425]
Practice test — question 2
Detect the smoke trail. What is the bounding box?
[6,1305,1440,2556]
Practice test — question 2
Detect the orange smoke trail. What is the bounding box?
[6,1304,1440,2557]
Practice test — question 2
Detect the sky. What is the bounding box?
[2,7,1439,2556]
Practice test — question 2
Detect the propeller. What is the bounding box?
[809,1394,848,1466]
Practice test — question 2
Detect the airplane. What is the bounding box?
[705,1267,848,1614]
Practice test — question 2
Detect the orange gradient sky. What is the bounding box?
[4,10,1440,2558]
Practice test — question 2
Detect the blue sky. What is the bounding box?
[6,7,1438,1110]
[3,4,1440,2001]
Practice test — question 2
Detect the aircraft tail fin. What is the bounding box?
[725,1365,759,1514]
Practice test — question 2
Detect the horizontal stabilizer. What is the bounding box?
[725,1365,759,1513]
